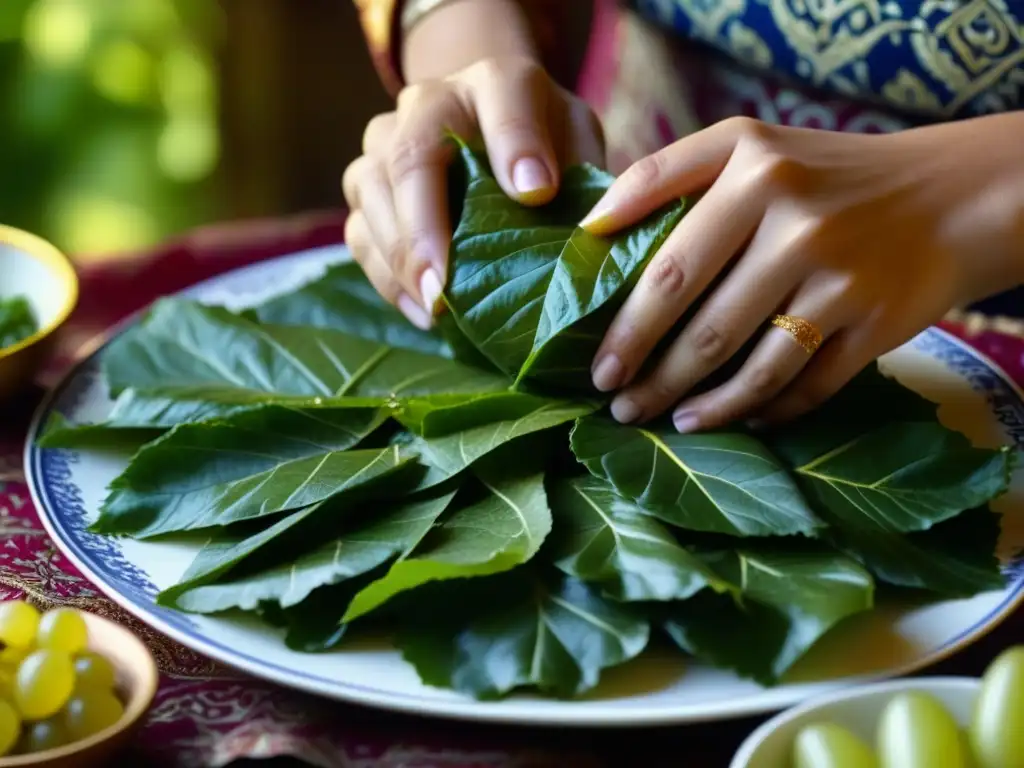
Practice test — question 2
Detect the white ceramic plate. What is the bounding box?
[25,245,1024,727]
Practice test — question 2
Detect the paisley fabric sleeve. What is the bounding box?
[352,0,570,96]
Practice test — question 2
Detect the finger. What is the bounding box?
[342,155,370,210]
[353,157,413,296]
[590,155,766,395]
[559,96,606,168]
[363,112,397,155]
[755,316,896,425]
[579,116,760,235]
[601,208,817,415]
[389,84,475,312]
[346,212,431,330]
[465,59,560,205]
[666,285,851,432]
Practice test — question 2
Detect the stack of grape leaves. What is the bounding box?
[40,140,1018,700]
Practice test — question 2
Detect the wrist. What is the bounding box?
[401,0,540,84]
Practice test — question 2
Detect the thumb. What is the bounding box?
[465,61,561,206]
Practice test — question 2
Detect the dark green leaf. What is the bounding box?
[103,299,508,399]
[397,568,649,699]
[0,295,37,348]
[92,405,409,538]
[832,504,1005,596]
[442,140,685,390]
[413,399,596,487]
[252,260,452,357]
[164,489,458,613]
[343,457,551,621]
[769,421,1013,534]
[570,416,823,537]
[664,548,874,685]
[548,476,721,601]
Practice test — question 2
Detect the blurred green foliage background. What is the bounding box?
[0,0,221,258]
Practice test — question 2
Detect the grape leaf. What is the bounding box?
[772,421,1013,533]
[442,140,685,390]
[251,260,451,356]
[92,405,410,538]
[164,488,459,613]
[548,476,722,601]
[663,548,874,685]
[570,416,824,537]
[413,399,597,487]
[342,457,552,621]
[103,299,507,399]
[397,567,650,699]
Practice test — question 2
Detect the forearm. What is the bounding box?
[402,0,541,83]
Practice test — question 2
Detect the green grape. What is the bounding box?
[0,601,40,649]
[73,652,117,692]
[63,689,124,740]
[877,692,966,768]
[18,717,69,754]
[0,646,29,668]
[36,609,88,655]
[794,722,879,768]
[0,699,20,756]
[970,645,1024,768]
[14,649,75,720]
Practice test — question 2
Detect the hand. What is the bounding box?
[584,115,1024,431]
[342,55,605,330]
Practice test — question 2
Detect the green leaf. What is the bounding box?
[548,476,721,601]
[397,568,650,699]
[394,390,579,438]
[92,405,410,538]
[163,489,458,613]
[664,548,874,685]
[442,140,685,389]
[251,260,453,357]
[343,457,552,621]
[0,294,37,348]
[570,416,824,537]
[413,399,597,487]
[103,299,508,399]
[770,421,1013,534]
[831,504,1005,596]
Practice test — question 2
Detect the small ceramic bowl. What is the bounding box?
[0,225,79,401]
[730,677,980,768]
[0,611,158,767]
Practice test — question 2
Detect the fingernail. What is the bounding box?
[419,268,443,315]
[611,396,641,424]
[579,198,613,232]
[512,157,552,197]
[592,354,625,392]
[397,293,433,331]
[673,409,700,434]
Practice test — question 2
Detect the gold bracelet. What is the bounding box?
[400,0,464,34]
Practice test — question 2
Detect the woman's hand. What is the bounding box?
[342,55,604,330]
[584,115,1024,431]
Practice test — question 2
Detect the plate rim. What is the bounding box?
[22,245,1024,727]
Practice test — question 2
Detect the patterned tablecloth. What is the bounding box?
[1,211,1022,768]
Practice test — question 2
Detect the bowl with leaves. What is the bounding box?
[25,139,1023,725]
[0,226,78,401]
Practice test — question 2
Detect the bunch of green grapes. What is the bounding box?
[0,601,124,756]
[790,645,1024,768]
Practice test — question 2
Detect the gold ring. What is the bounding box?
[771,314,822,355]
